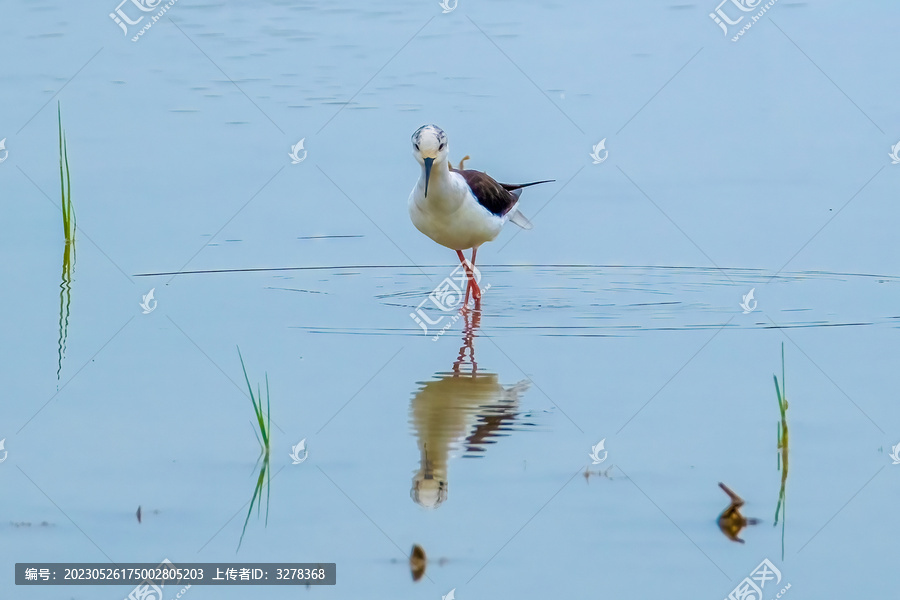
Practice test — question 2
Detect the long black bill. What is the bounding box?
[423,157,434,197]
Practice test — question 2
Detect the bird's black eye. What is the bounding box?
[439,143,444,151]
[415,143,420,151]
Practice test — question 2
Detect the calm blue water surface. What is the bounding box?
[1,0,898,598]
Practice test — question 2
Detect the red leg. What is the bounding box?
[455,249,482,304]
[456,250,473,306]
[469,247,481,302]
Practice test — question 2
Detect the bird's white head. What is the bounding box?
[411,475,447,509]
[411,124,449,197]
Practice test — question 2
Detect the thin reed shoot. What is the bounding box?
[773,343,789,560]
[237,347,272,550]
[58,103,75,243]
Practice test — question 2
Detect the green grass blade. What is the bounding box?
[238,466,265,551]
[239,349,262,421]
[781,342,785,402]
[773,374,782,413]
[265,373,271,448]
[255,461,266,518]
[57,103,75,241]
[264,457,271,526]
[64,132,73,235]
[238,347,253,397]
[235,348,274,550]
[238,347,270,450]
[58,104,66,233]
[256,383,267,446]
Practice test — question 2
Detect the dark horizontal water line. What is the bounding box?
[133,264,900,279]
[287,321,878,337]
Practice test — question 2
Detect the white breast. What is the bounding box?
[408,171,506,251]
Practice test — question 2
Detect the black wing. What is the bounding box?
[455,169,517,216]
[454,169,554,216]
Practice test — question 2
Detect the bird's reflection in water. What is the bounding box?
[409,307,533,508]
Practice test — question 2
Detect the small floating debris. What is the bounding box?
[717,482,759,543]
[409,544,426,582]
[583,465,615,482]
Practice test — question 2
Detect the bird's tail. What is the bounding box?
[508,208,533,230]
[504,179,551,230]
[502,179,555,192]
